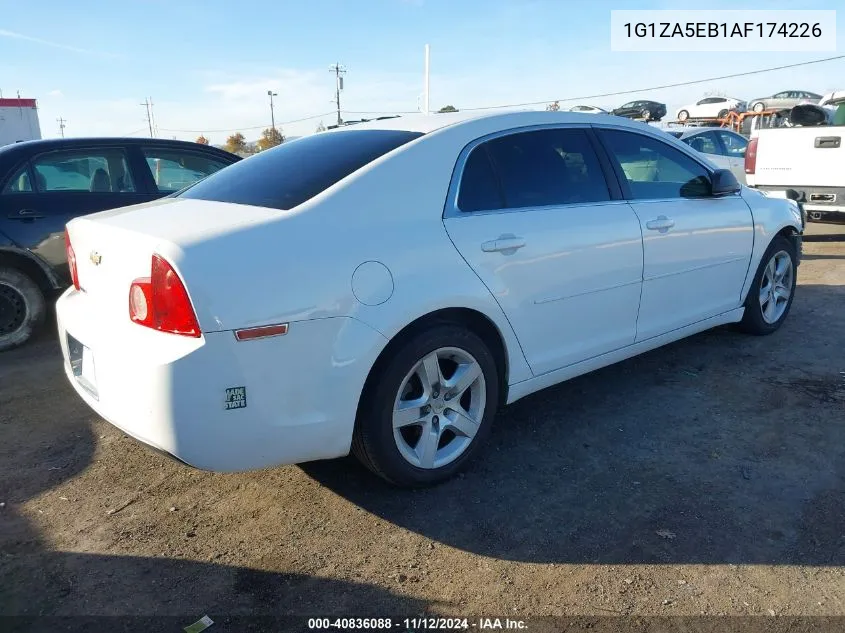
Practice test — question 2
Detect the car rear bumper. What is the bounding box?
[56,287,386,472]
[753,185,845,222]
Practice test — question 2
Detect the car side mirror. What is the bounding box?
[711,168,741,195]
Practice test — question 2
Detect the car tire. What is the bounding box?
[752,102,765,113]
[0,267,47,352]
[717,109,729,119]
[738,236,797,335]
[352,323,500,487]
[641,109,651,121]
[677,110,689,122]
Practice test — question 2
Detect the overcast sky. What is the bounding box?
[2,0,843,144]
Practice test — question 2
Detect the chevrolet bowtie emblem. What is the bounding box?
[89,251,102,266]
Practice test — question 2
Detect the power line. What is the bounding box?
[128,54,845,137]
[458,54,845,112]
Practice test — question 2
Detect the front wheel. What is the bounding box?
[717,109,729,119]
[352,324,500,487]
[677,110,689,122]
[641,109,651,120]
[739,236,797,335]
[752,102,765,113]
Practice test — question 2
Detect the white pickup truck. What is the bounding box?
[745,93,845,224]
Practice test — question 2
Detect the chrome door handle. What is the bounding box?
[646,216,675,232]
[481,236,526,253]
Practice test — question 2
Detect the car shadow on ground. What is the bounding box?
[0,340,431,628]
[303,283,845,566]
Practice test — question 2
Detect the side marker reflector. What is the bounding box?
[234,323,289,341]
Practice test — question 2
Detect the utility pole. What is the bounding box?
[141,98,154,137]
[267,90,278,134]
[329,63,346,126]
[423,44,430,115]
[56,117,66,138]
[148,97,158,137]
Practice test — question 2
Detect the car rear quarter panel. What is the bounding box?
[170,122,538,386]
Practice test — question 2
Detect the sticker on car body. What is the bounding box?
[224,386,247,410]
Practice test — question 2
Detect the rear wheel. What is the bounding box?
[739,236,797,335]
[0,267,46,352]
[641,109,651,121]
[752,102,765,113]
[352,324,500,487]
[717,109,729,119]
[677,110,689,122]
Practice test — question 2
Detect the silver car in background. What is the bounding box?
[748,90,822,113]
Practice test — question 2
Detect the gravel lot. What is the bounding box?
[1,223,843,627]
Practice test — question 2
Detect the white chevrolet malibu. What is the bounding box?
[58,111,803,487]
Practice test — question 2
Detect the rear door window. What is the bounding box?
[31,150,135,193]
[142,148,231,193]
[179,130,422,210]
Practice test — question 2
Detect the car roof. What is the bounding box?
[0,137,237,158]
[327,109,662,135]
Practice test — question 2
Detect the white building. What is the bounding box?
[0,97,42,147]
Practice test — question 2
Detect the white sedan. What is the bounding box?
[58,111,803,487]
[676,97,746,121]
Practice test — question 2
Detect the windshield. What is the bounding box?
[178,129,423,210]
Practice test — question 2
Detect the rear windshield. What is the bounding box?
[177,129,423,210]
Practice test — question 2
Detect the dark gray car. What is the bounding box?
[0,137,240,351]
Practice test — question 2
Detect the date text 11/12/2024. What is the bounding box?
[307,617,528,630]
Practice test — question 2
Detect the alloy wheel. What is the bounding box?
[759,250,794,324]
[392,346,486,470]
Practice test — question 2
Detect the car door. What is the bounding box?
[135,145,234,195]
[595,126,753,341]
[770,91,790,110]
[714,130,749,183]
[694,98,716,118]
[615,102,637,118]
[0,146,153,280]
[443,126,644,376]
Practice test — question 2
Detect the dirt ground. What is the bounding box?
[1,223,844,629]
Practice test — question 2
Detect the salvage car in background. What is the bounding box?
[667,128,749,184]
[0,138,239,350]
[676,96,746,122]
[569,105,608,114]
[58,111,803,487]
[748,90,821,113]
[611,100,666,122]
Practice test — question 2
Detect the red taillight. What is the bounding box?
[745,137,758,174]
[129,255,200,337]
[65,228,80,291]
